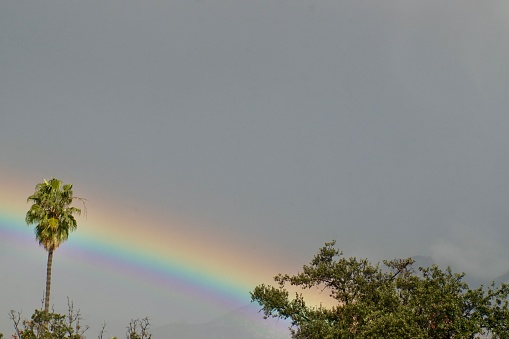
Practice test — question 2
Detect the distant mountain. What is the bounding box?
[410,255,509,288]
[152,304,290,339]
[411,255,435,270]
[493,271,509,286]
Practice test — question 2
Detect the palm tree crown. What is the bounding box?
[26,178,81,251]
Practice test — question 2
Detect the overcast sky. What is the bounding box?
[2,1,509,337]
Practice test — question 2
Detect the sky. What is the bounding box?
[1,0,509,337]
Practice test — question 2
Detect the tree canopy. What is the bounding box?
[26,178,81,253]
[251,241,509,338]
[6,304,151,339]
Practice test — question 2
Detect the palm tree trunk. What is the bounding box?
[45,249,53,313]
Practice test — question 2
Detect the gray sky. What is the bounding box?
[2,1,509,337]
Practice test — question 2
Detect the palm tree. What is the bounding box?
[25,178,82,313]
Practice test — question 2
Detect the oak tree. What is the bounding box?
[251,241,509,338]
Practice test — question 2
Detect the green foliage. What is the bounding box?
[251,241,509,339]
[25,178,83,312]
[9,306,152,339]
[26,178,81,253]
[9,309,86,339]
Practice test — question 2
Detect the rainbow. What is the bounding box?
[0,205,260,314]
[0,177,285,324]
